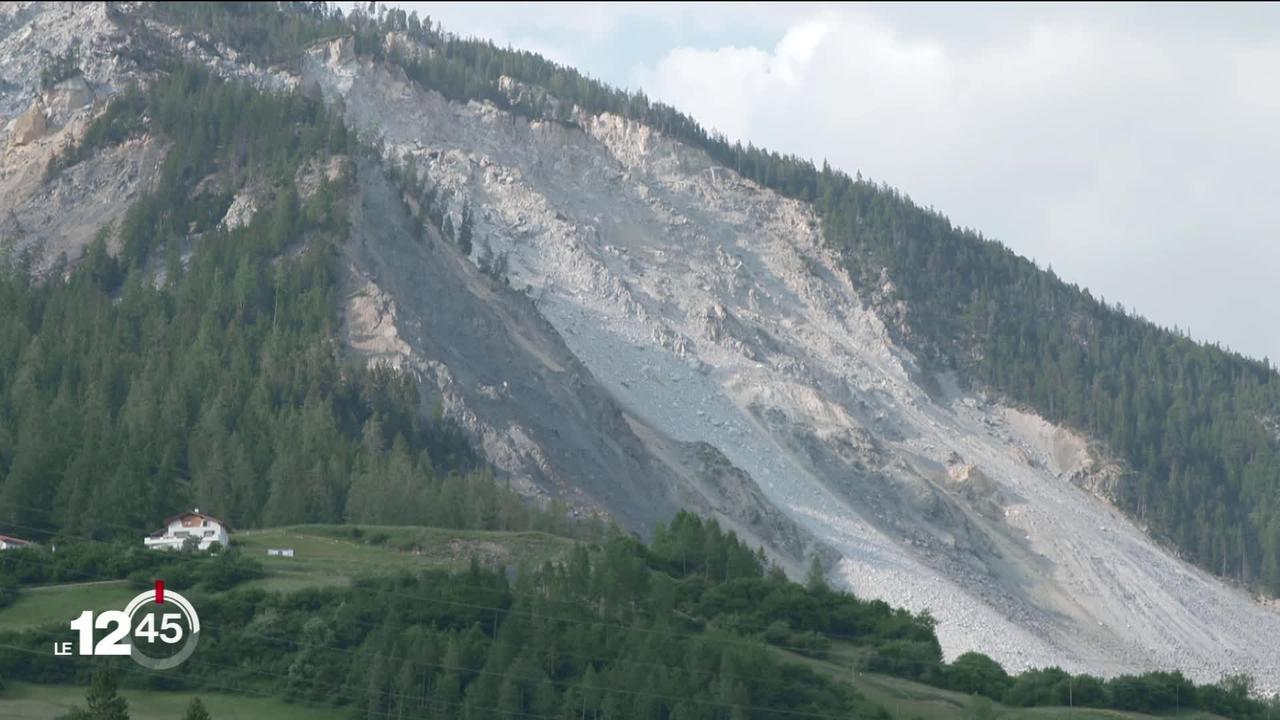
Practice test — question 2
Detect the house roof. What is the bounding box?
[0,534,32,545]
[157,509,230,531]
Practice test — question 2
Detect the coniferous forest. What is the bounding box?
[0,64,566,541]
[0,4,1278,719]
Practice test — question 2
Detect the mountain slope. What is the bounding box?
[1,0,1278,694]
[291,37,1280,686]
[368,1,1280,596]
[338,146,810,561]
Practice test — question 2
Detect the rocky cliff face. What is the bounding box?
[0,3,160,273]
[3,2,1279,692]
[337,150,810,563]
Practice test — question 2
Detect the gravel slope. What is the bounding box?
[302,45,1280,689]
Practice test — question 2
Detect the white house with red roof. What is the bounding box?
[144,509,229,551]
[0,534,33,550]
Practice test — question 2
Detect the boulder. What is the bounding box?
[326,36,353,66]
[9,103,47,146]
[43,75,92,115]
[221,190,258,230]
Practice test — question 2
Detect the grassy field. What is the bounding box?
[776,644,1228,720]
[0,681,349,720]
[234,524,575,592]
[0,525,576,630]
[0,581,136,632]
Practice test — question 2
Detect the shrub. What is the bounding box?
[0,574,17,609]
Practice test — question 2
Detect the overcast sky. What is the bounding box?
[380,2,1280,365]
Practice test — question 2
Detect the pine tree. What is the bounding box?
[441,213,454,244]
[458,203,473,256]
[85,664,129,720]
[432,637,463,720]
[805,555,828,593]
[181,697,212,720]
